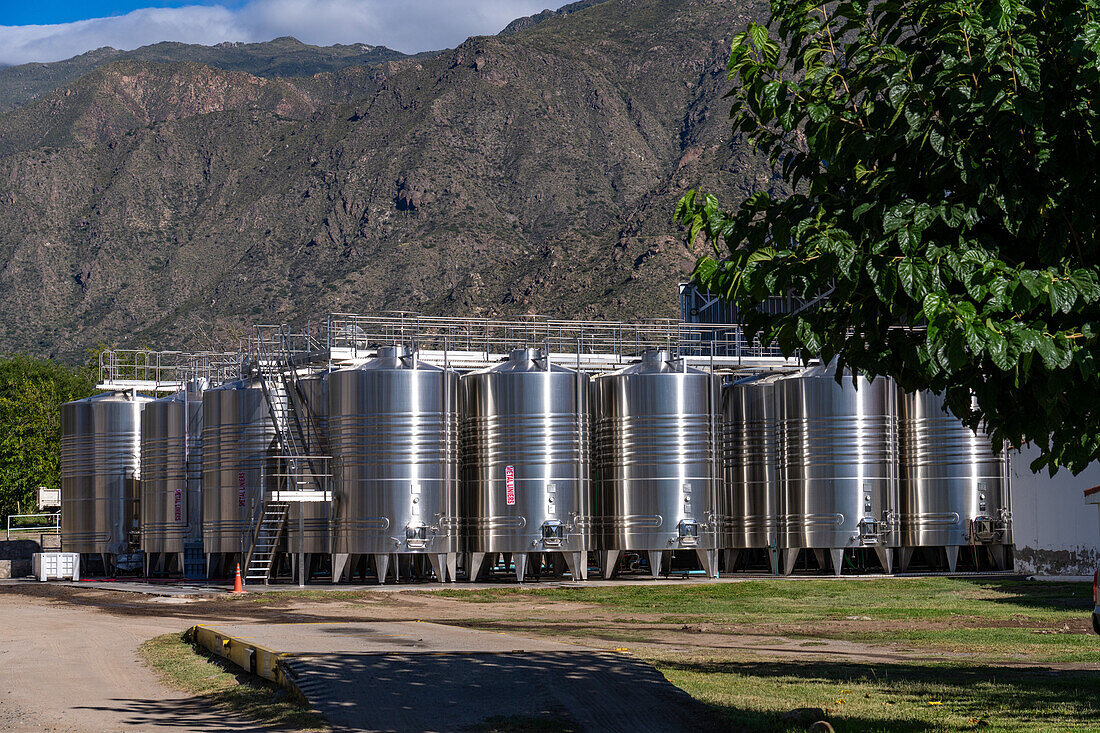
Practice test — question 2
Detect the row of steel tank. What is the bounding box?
[723,364,1012,575]
[60,349,1010,579]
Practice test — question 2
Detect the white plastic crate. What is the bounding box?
[33,552,80,581]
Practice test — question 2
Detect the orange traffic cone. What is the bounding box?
[231,563,245,594]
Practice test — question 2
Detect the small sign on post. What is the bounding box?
[505,465,516,506]
[238,471,246,507]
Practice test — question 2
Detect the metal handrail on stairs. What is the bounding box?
[243,325,332,584]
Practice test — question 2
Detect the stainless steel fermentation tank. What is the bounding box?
[329,347,460,583]
[140,384,203,575]
[60,391,149,574]
[201,378,276,577]
[593,350,720,579]
[776,364,899,575]
[898,390,1013,571]
[462,348,593,582]
[719,375,781,574]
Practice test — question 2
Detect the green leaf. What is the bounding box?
[749,23,769,52]
[1049,279,1077,314]
[897,258,930,299]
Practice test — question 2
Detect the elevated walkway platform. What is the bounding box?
[96,312,803,390]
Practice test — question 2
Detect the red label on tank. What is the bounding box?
[505,465,515,506]
[238,471,246,507]
[174,489,182,521]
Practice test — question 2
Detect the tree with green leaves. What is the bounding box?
[675,0,1100,473]
[0,356,96,519]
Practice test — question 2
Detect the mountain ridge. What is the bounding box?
[0,36,411,115]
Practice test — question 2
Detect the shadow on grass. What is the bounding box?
[658,657,1100,733]
[949,578,1093,613]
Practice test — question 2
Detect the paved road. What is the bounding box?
[203,621,716,732]
[286,651,710,733]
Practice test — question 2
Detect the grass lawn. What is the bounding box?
[138,632,327,731]
[651,653,1100,732]
[436,577,1097,662]
[437,578,1100,730]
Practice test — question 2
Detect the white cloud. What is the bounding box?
[0,0,551,66]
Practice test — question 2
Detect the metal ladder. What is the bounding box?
[243,326,321,583]
[244,501,290,582]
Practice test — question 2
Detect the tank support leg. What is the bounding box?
[601,550,621,580]
[783,549,800,576]
[445,553,457,582]
[723,549,741,574]
[896,547,914,573]
[873,546,893,574]
[945,545,959,573]
[467,552,486,582]
[374,554,391,585]
[513,553,528,583]
[331,553,350,584]
[986,544,1004,570]
[767,547,779,576]
[562,551,587,581]
[813,548,828,571]
[426,553,445,582]
[646,550,664,579]
[398,554,415,581]
[830,548,845,577]
[695,549,719,579]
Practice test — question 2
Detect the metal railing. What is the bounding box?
[98,311,795,390]
[98,349,242,389]
[6,513,60,540]
[324,312,786,362]
[244,324,326,362]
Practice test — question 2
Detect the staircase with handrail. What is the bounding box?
[243,325,331,584]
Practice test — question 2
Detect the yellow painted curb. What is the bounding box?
[188,625,307,704]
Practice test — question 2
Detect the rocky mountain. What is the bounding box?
[500,0,614,34]
[0,37,410,115]
[0,0,780,361]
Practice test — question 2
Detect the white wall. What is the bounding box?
[1010,445,1100,576]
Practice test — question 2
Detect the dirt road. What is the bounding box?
[0,592,265,732]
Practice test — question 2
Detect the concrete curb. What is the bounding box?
[187,624,309,704]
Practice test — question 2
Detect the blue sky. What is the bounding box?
[0,0,549,65]
[2,1,244,26]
